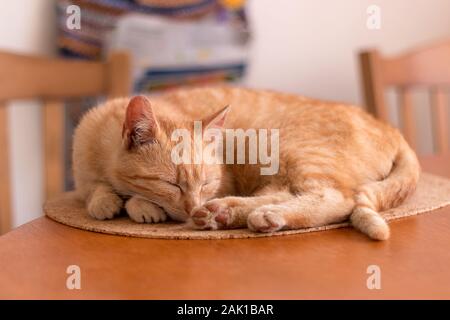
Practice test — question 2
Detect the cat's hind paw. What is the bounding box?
[190,201,232,230]
[125,197,167,223]
[247,208,286,233]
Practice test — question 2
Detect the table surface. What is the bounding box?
[0,155,449,299]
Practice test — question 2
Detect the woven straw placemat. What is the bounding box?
[44,173,450,239]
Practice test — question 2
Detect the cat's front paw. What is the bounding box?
[247,207,286,233]
[87,192,123,220]
[125,196,167,223]
[190,200,233,230]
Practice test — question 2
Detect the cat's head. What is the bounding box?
[114,96,232,222]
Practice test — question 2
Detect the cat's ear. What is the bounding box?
[122,95,159,149]
[203,105,230,130]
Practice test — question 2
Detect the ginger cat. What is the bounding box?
[73,86,420,240]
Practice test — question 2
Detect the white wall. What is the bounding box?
[246,0,450,104]
[0,0,56,227]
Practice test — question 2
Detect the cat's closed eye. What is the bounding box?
[202,179,219,186]
[201,178,220,191]
[162,180,183,192]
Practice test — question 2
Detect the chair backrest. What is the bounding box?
[0,51,131,234]
[359,40,450,154]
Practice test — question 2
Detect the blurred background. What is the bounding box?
[0,0,449,228]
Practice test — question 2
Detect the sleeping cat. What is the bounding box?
[73,86,420,240]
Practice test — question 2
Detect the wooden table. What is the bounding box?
[0,157,449,299]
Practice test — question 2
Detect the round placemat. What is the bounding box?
[44,173,450,239]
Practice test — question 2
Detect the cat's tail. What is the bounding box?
[350,137,420,240]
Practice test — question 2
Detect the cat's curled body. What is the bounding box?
[73,86,420,240]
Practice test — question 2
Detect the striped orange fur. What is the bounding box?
[73,86,420,240]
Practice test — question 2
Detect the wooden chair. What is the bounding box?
[359,40,450,155]
[0,51,131,234]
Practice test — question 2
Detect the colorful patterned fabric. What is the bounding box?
[57,0,249,91]
[57,0,222,59]
[57,2,247,55]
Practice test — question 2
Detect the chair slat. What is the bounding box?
[43,100,65,199]
[382,41,450,86]
[359,51,389,122]
[106,52,132,99]
[0,51,105,101]
[398,88,417,150]
[430,88,449,154]
[0,104,12,234]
